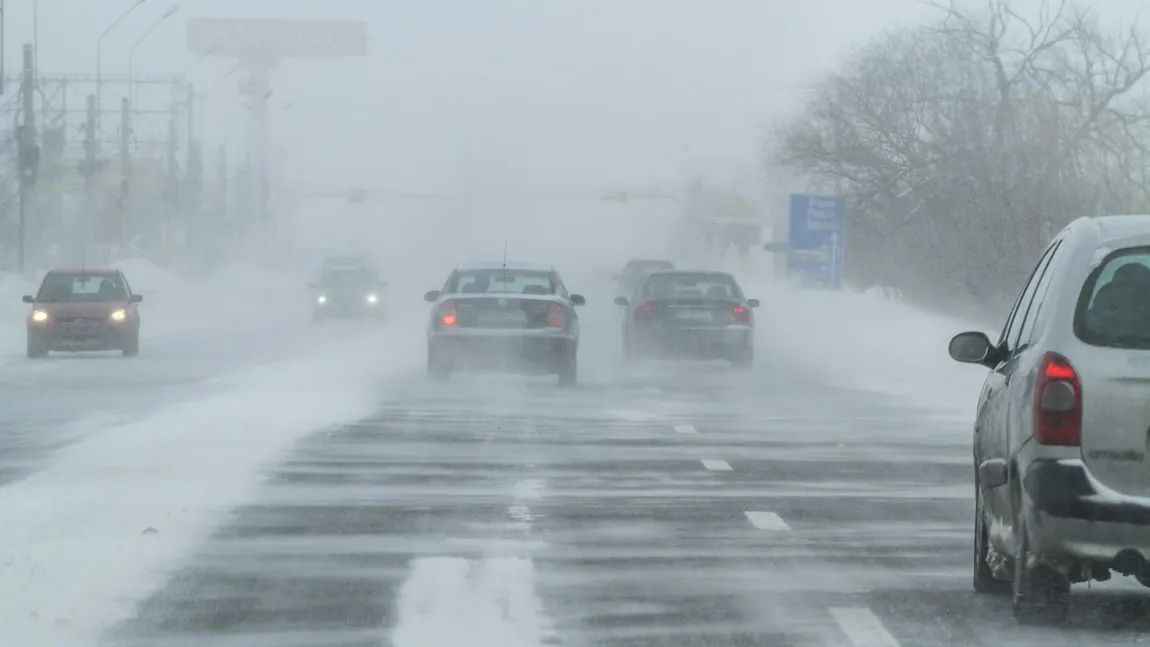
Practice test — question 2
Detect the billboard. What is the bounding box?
[187,19,368,58]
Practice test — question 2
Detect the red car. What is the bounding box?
[23,268,143,358]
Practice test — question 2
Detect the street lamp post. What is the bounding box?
[96,0,149,138]
[128,5,178,107]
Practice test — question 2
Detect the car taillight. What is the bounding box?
[439,301,457,326]
[1033,352,1081,446]
[733,305,750,323]
[547,303,565,328]
[634,303,652,322]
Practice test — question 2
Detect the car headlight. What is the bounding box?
[31,310,48,322]
[366,294,378,304]
[110,309,127,322]
[317,295,327,304]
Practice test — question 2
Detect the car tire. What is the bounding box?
[26,337,47,359]
[732,345,753,368]
[427,349,451,379]
[1011,503,1069,623]
[973,483,1011,595]
[122,333,140,357]
[558,352,577,386]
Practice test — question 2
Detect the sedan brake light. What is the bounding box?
[547,303,565,328]
[732,305,750,323]
[634,303,652,322]
[439,300,457,326]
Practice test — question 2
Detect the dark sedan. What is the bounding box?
[615,270,758,367]
[310,268,388,321]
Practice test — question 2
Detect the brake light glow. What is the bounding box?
[1033,352,1081,446]
[634,303,652,322]
[439,301,457,326]
[547,303,565,328]
[733,305,750,323]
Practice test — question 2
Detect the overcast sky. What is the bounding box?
[5,1,1147,195]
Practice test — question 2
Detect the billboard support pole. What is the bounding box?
[185,17,367,243]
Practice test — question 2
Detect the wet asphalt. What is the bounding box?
[88,357,1150,647]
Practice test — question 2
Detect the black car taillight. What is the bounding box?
[438,300,457,327]
[547,303,565,328]
[732,305,750,323]
[634,303,652,322]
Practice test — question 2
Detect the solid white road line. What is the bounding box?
[673,424,698,434]
[828,607,901,647]
[701,459,732,471]
[744,510,790,531]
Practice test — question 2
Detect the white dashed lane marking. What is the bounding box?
[828,606,901,647]
[673,424,698,434]
[700,459,732,471]
[743,510,790,531]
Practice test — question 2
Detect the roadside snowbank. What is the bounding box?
[726,258,988,411]
[0,330,421,647]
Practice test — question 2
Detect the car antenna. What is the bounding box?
[501,240,508,287]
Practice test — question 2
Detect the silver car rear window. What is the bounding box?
[1075,246,1150,349]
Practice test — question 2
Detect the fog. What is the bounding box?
[4,1,1150,647]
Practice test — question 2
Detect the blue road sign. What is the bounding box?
[787,194,845,289]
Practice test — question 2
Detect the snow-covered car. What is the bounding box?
[423,262,585,384]
[615,269,758,366]
[23,268,143,358]
[949,214,1150,623]
[309,266,387,321]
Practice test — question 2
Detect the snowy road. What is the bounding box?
[102,362,1150,646]
[4,276,1150,647]
[0,310,385,485]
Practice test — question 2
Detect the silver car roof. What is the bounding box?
[456,261,555,272]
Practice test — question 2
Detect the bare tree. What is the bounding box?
[771,0,1150,316]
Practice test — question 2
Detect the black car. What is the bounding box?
[615,270,758,366]
[615,258,674,297]
[309,267,388,321]
[424,262,585,384]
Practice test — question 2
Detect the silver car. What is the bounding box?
[949,215,1150,623]
[424,262,585,384]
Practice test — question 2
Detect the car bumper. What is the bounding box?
[429,330,576,373]
[632,325,752,357]
[29,322,135,351]
[1023,459,1150,565]
[315,301,383,317]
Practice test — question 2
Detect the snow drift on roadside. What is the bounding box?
[0,330,421,647]
[726,256,987,410]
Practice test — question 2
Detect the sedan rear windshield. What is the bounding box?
[1076,247,1150,349]
[37,273,127,302]
[641,273,743,300]
[449,270,557,295]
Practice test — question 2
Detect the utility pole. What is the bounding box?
[83,94,97,264]
[165,116,177,254]
[119,97,131,255]
[17,44,39,275]
[186,86,199,214]
[0,0,6,96]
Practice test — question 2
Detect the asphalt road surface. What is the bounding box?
[98,357,1150,647]
[0,309,383,487]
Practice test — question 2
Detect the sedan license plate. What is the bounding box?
[479,310,527,327]
[675,309,712,322]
